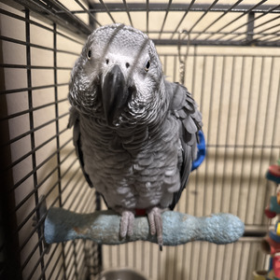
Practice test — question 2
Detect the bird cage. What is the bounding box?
[0,0,279,279]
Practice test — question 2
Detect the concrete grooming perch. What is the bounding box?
[44,208,244,246]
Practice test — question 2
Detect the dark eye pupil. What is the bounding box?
[146,61,150,70]
[87,50,91,59]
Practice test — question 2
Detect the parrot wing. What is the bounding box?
[166,82,202,210]
[68,107,93,188]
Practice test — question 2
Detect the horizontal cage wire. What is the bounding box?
[0,0,279,280]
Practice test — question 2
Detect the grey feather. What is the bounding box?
[166,82,202,209]
[68,107,93,188]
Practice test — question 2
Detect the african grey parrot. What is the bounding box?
[68,24,202,249]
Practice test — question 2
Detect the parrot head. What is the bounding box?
[69,24,166,127]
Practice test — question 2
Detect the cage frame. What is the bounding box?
[0,0,280,279]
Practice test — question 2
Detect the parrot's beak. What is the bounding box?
[102,65,128,125]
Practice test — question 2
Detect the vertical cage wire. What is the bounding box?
[0,1,100,279]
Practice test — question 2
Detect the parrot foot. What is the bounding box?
[118,209,135,239]
[147,207,166,251]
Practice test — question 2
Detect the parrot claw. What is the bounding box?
[119,210,135,239]
[147,207,165,250]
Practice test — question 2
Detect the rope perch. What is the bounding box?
[44,208,244,246]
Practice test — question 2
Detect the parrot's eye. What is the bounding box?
[87,50,92,60]
[145,60,150,72]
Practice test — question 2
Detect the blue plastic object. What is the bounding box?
[192,130,206,171]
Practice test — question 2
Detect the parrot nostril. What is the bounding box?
[106,59,109,65]
[125,62,130,68]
